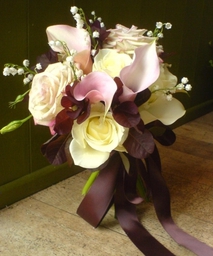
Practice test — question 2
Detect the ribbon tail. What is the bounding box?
[114,166,175,256]
[77,153,121,228]
[146,146,213,256]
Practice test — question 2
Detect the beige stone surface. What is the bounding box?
[0,112,213,255]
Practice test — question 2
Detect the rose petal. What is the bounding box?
[92,49,132,77]
[28,62,72,129]
[139,97,186,125]
[70,138,110,169]
[119,41,160,101]
[73,72,117,114]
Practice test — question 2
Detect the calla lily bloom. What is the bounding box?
[73,71,117,114]
[119,41,160,102]
[46,25,93,73]
[139,62,186,125]
[139,96,186,125]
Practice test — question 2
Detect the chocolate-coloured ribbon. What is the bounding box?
[114,160,175,256]
[77,150,213,255]
[77,153,121,227]
[146,146,213,256]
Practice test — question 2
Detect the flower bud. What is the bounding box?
[70,6,78,15]
[0,115,32,134]
[0,120,24,134]
[23,59,30,67]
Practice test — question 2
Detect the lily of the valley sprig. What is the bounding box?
[1,6,191,170]
[146,21,172,38]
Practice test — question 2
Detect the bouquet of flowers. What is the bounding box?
[1,6,212,256]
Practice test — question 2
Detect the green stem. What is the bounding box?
[79,8,97,48]
[82,171,99,195]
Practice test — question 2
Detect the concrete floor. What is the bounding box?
[0,112,213,255]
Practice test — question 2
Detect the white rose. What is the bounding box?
[29,62,73,128]
[70,103,129,168]
[92,49,132,78]
[103,24,154,55]
[29,62,72,126]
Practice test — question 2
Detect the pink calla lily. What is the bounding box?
[73,71,117,114]
[46,25,90,52]
[46,25,92,74]
[119,40,160,102]
[74,49,93,74]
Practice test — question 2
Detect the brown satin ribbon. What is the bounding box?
[146,146,213,256]
[77,150,213,255]
[77,153,121,227]
[114,163,175,256]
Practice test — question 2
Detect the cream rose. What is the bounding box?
[70,103,129,168]
[103,24,154,55]
[92,49,132,78]
[28,62,73,130]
